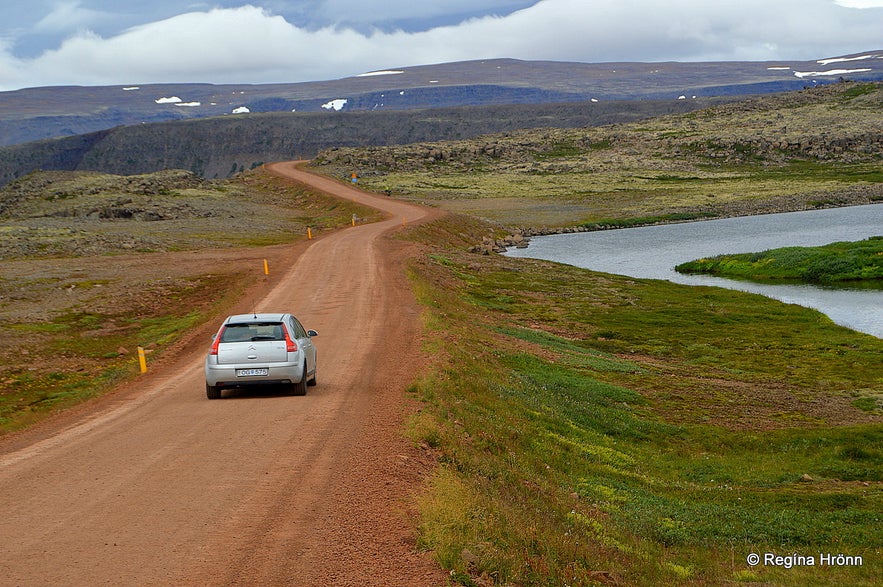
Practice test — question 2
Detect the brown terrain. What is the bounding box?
[0,162,449,586]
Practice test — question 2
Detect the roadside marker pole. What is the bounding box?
[263,259,269,275]
[137,347,147,373]
[307,227,313,240]
[352,214,356,227]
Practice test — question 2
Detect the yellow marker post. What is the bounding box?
[137,346,147,373]
[352,214,356,227]
[263,259,269,275]
[307,227,313,240]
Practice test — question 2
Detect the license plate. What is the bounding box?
[236,368,269,377]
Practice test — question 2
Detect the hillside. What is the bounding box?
[0,98,731,187]
[0,168,379,260]
[2,53,881,148]
[313,81,883,228]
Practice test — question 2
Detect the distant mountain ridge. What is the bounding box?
[0,53,880,186]
[2,52,881,147]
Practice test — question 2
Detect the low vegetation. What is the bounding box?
[401,215,882,586]
[676,236,883,285]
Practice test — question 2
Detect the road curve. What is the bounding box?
[0,161,447,586]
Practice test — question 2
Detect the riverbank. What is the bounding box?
[473,197,883,255]
[504,204,883,339]
[403,213,883,586]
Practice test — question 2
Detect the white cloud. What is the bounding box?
[834,0,883,7]
[34,1,113,34]
[0,1,881,91]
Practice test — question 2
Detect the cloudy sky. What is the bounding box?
[0,0,882,91]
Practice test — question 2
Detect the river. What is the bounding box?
[504,204,883,338]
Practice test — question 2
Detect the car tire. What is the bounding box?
[290,374,307,396]
[206,383,221,400]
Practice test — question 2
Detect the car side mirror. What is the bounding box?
[307,329,318,337]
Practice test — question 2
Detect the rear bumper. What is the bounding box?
[205,359,304,388]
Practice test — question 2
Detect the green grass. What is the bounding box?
[403,216,883,586]
[677,236,883,285]
[0,275,234,433]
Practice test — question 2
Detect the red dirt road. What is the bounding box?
[0,162,448,586]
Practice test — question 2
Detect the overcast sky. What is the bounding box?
[0,0,881,91]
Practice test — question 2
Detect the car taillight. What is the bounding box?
[209,326,225,355]
[282,323,298,352]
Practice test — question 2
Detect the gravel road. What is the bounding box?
[0,161,448,586]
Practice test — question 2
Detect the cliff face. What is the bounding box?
[316,82,883,174]
[0,99,724,187]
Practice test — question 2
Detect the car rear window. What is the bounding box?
[220,322,285,342]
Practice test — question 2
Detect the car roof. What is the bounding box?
[224,313,289,324]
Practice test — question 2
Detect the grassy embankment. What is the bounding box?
[676,237,883,286]
[307,83,883,585]
[0,168,376,433]
[400,214,883,587]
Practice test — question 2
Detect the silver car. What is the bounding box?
[204,313,318,399]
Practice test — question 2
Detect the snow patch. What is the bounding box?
[817,54,877,65]
[155,96,182,104]
[232,106,250,114]
[321,98,348,111]
[122,86,140,91]
[357,70,404,77]
[174,102,201,107]
[767,66,791,70]
[793,68,873,78]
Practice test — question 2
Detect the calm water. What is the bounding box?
[505,204,883,338]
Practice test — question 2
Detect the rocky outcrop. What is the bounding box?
[469,230,531,254]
